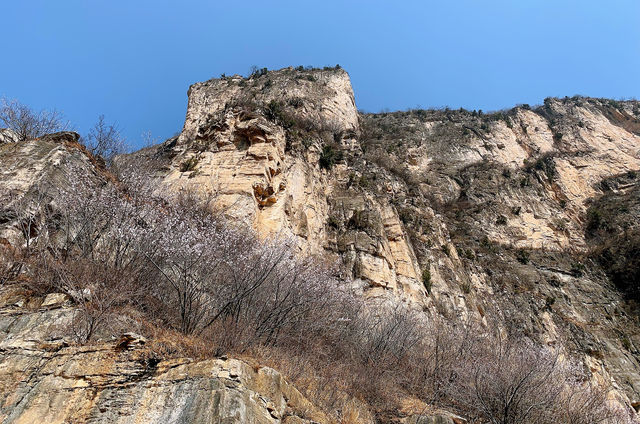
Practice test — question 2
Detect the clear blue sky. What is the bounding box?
[1,1,638,148]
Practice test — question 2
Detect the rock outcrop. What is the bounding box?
[0,131,102,248]
[0,128,19,144]
[0,287,329,424]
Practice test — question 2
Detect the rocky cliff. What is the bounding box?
[0,131,104,248]
[2,66,640,422]
[121,67,640,408]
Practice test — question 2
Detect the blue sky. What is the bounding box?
[1,1,638,148]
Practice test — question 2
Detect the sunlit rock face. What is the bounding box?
[163,68,356,243]
[0,287,329,424]
[126,67,428,302]
[120,68,640,406]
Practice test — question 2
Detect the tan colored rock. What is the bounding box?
[0,131,101,247]
[117,74,640,411]
[40,293,69,309]
[0,303,330,424]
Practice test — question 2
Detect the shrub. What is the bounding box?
[545,295,556,310]
[319,144,343,170]
[533,154,557,181]
[288,97,303,108]
[249,66,268,78]
[85,115,126,163]
[571,262,586,277]
[586,208,607,234]
[180,156,199,172]
[264,100,295,128]
[422,267,432,294]
[552,130,563,142]
[0,97,69,141]
[516,249,530,264]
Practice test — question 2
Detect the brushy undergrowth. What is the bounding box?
[0,163,633,424]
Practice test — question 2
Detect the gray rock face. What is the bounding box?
[0,128,19,144]
[0,131,99,247]
[0,288,328,424]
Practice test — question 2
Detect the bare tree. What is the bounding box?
[141,130,161,147]
[51,258,145,343]
[85,115,126,163]
[0,97,68,141]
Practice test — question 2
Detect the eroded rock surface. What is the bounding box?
[0,131,102,247]
[5,66,640,420]
[0,288,328,424]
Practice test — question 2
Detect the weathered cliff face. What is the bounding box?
[0,287,330,424]
[158,67,358,246]
[122,68,640,407]
[126,67,427,301]
[0,131,102,248]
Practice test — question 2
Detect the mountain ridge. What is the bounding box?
[1,66,640,423]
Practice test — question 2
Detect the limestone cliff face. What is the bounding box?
[164,67,358,246]
[2,67,640,421]
[129,67,427,301]
[0,288,329,424]
[132,69,640,300]
[124,68,640,406]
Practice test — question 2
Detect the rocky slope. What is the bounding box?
[0,287,330,424]
[0,124,460,424]
[121,67,640,408]
[0,131,104,248]
[0,132,331,424]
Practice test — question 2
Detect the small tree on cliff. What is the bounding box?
[85,115,126,163]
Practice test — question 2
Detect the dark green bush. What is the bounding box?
[288,97,303,108]
[422,268,432,294]
[180,156,199,172]
[249,66,268,78]
[516,249,530,264]
[534,155,557,181]
[570,262,585,277]
[319,144,343,170]
[264,100,295,128]
[586,208,607,234]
